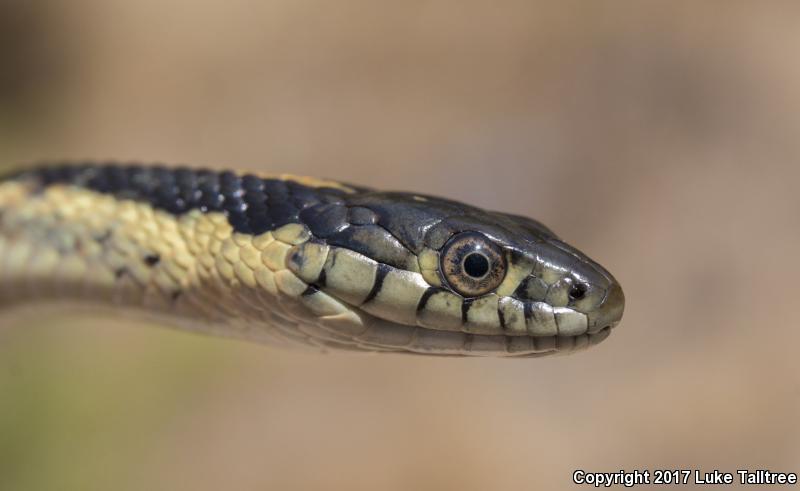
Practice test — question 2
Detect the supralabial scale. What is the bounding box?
[0,163,624,357]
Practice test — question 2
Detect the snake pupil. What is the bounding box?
[463,253,490,278]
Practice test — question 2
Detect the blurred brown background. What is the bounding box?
[1,1,799,490]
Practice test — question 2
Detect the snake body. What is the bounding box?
[0,163,624,356]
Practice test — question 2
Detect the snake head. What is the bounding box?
[288,190,625,356]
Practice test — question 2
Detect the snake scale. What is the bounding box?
[0,162,624,356]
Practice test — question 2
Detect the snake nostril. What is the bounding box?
[568,282,588,301]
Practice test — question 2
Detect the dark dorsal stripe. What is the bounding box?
[20,163,348,235]
[15,163,425,271]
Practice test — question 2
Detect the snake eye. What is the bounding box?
[440,232,507,297]
[569,282,588,301]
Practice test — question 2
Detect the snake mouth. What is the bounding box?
[401,325,614,357]
[299,307,616,357]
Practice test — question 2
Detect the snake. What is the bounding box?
[0,162,624,357]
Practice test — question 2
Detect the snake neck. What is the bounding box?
[0,167,370,349]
